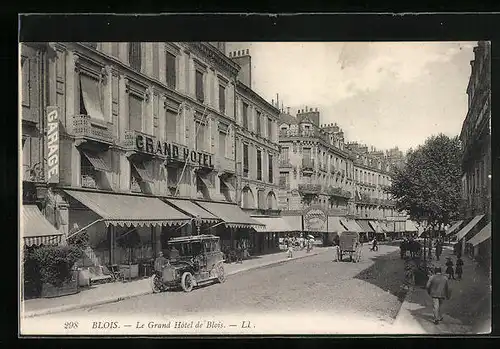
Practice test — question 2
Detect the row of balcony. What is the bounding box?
[72,114,234,173]
[279,158,348,177]
[354,196,396,206]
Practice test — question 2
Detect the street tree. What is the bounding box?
[387,134,462,233]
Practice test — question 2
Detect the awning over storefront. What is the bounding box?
[251,216,295,232]
[340,218,362,233]
[197,174,214,188]
[467,222,491,246]
[282,215,303,232]
[454,215,485,241]
[445,220,463,236]
[355,220,374,233]
[405,220,419,232]
[219,177,235,191]
[164,199,219,223]
[64,190,190,227]
[131,161,153,183]
[22,205,63,246]
[328,216,346,233]
[195,201,264,229]
[80,150,111,172]
[369,221,385,234]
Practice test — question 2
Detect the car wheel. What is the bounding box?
[151,274,163,293]
[216,263,225,283]
[181,272,194,292]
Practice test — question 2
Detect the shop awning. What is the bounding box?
[369,221,385,234]
[197,174,214,188]
[328,216,346,233]
[467,222,491,246]
[22,205,63,247]
[405,220,419,232]
[340,218,362,233]
[445,220,463,236]
[195,201,264,229]
[454,215,485,241]
[64,190,190,227]
[355,220,374,233]
[282,215,303,231]
[131,161,153,183]
[81,150,111,172]
[251,216,295,232]
[164,199,219,223]
[220,177,235,191]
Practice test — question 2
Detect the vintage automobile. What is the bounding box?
[151,234,225,293]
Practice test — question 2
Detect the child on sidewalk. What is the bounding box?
[332,243,340,262]
[455,257,464,280]
[287,244,294,258]
[445,257,455,280]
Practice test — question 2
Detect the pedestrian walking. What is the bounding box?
[455,257,464,280]
[435,240,443,261]
[287,243,294,258]
[426,267,452,324]
[445,257,455,280]
[332,243,340,262]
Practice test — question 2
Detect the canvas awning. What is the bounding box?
[195,201,264,229]
[340,218,362,233]
[197,174,214,188]
[328,216,346,233]
[356,220,374,233]
[467,222,491,246]
[64,190,190,227]
[369,221,385,234]
[80,150,111,172]
[131,161,153,183]
[22,205,63,246]
[405,220,419,232]
[251,216,295,232]
[445,220,463,236]
[454,215,485,241]
[219,177,235,191]
[282,215,303,231]
[164,199,219,223]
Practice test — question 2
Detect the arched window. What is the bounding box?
[129,42,142,72]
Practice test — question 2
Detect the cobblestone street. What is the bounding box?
[22,245,410,334]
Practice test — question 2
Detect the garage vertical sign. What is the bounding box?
[46,106,60,183]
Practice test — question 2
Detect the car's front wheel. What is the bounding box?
[216,263,225,283]
[181,272,194,292]
[151,274,164,293]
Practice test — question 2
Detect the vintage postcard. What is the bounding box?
[19,31,491,335]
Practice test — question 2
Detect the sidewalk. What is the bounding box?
[22,247,328,318]
[393,246,491,334]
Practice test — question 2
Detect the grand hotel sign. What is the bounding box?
[135,134,213,168]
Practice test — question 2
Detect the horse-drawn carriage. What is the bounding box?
[338,231,362,262]
[400,239,422,259]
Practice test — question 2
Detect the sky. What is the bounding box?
[226,42,476,153]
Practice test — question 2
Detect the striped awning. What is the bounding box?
[22,205,63,247]
[251,216,295,232]
[467,222,491,246]
[454,215,485,241]
[80,150,111,172]
[445,220,463,236]
[340,218,362,233]
[369,220,385,234]
[195,201,264,229]
[328,216,346,233]
[405,220,419,232]
[356,220,374,233]
[64,190,190,227]
[164,199,219,223]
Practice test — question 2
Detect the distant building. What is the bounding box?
[458,41,491,266]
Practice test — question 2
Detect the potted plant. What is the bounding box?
[117,230,141,280]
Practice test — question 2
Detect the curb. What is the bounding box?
[23,249,327,319]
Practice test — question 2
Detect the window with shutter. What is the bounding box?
[269,154,273,183]
[257,150,262,181]
[21,56,30,107]
[195,121,205,151]
[128,95,143,131]
[152,44,159,79]
[79,74,105,121]
[129,42,142,72]
[268,118,272,138]
[166,110,177,142]
[219,131,226,158]
[166,52,176,88]
[256,111,261,136]
[219,85,226,114]
[243,144,249,177]
[242,103,249,129]
[111,43,119,58]
[195,70,204,102]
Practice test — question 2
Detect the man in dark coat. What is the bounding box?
[426,267,452,324]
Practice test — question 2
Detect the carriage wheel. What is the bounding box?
[151,274,163,293]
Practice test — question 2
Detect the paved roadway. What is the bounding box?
[22,245,409,335]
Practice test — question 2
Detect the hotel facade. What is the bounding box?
[277,107,408,242]
[20,42,281,271]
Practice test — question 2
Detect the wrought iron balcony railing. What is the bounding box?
[298,183,322,194]
[73,114,114,145]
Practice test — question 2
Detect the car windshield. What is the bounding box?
[167,241,203,258]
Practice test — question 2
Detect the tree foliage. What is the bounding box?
[387,134,462,229]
